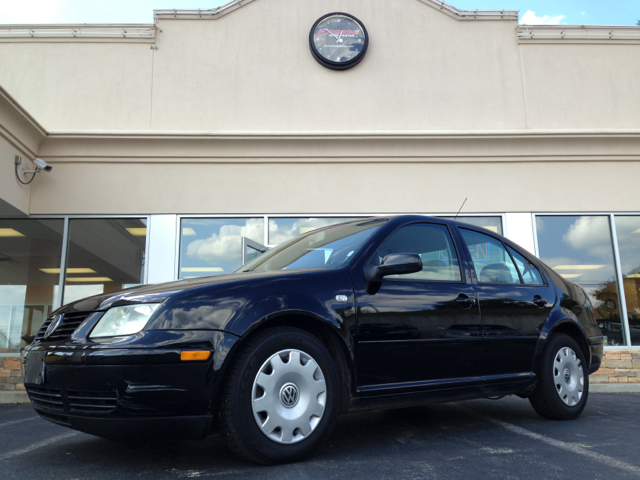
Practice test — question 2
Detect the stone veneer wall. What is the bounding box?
[0,357,25,392]
[590,350,640,384]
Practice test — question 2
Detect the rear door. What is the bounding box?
[457,228,555,379]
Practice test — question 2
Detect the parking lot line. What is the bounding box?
[0,432,78,462]
[0,417,38,428]
[457,406,640,477]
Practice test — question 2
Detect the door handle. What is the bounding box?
[456,293,476,309]
[533,295,547,308]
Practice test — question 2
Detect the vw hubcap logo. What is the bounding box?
[564,368,571,384]
[280,383,299,408]
[44,315,63,339]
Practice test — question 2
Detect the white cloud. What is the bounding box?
[186,218,263,263]
[268,218,346,245]
[562,216,613,259]
[520,10,565,25]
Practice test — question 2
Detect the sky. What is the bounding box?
[0,0,638,26]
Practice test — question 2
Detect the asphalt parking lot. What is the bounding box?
[1,393,639,479]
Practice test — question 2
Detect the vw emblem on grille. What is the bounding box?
[280,383,299,408]
[44,314,64,339]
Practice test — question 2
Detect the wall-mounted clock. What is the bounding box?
[309,13,369,70]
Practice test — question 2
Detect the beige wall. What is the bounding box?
[28,159,640,215]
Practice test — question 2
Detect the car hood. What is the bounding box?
[56,269,317,314]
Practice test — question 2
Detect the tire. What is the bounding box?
[529,333,589,420]
[218,327,340,464]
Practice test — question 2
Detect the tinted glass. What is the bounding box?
[507,246,544,285]
[536,216,623,346]
[441,216,503,235]
[63,219,147,305]
[179,218,264,279]
[269,217,360,245]
[460,229,520,284]
[242,221,384,272]
[0,219,64,353]
[375,224,461,281]
[614,216,640,346]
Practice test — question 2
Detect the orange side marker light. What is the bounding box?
[180,351,212,361]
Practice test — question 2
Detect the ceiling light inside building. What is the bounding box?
[66,277,113,282]
[560,274,583,278]
[0,228,25,237]
[40,268,97,274]
[553,265,605,270]
[125,228,147,236]
[624,273,640,278]
[482,226,499,233]
[632,228,640,234]
[182,228,197,236]
[300,227,316,234]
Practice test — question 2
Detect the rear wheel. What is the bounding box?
[529,333,589,420]
[218,327,340,464]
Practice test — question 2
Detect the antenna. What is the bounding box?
[453,198,467,221]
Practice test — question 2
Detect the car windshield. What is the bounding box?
[239,220,386,273]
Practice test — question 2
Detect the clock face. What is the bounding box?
[309,13,368,70]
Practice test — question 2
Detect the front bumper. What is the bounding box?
[22,330,240,439]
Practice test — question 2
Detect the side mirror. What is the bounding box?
[364,253,423,295]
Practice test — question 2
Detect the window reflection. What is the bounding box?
[268,217,360,245]
[0,219,64,353]
[440,216,503,235]
[536,216,624,346]
[614,216,640,346]
[179,218,264,278]
[62,219,147,305]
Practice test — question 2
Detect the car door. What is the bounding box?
[354,222,482,392]
[457,228,556,379]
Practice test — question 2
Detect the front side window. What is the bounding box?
[460,229,520,284]
[241,220,384,273]
[375,224,461,282]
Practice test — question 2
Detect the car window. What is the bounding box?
[507,246,544,285]
[376,224,461,281]
[459,229,521,284]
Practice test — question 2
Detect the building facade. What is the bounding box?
[1,0,640,400]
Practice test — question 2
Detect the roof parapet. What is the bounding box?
[518,25,640,44]
[0,25,156,43]
[155,0,518,21]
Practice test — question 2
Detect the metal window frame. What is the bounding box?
[174,213,506,279]
[532,212,640,350]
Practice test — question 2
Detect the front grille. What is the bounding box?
[26,386,64,412]
[27,385,117,416]
[34,312,92,342]
[67,390,117,414]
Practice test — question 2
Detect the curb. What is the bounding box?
[591,384,640,393]
[0,391,30,404]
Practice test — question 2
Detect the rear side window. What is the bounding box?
[459,229,520,284]
[376,224,461,281]
[507,246,544,285]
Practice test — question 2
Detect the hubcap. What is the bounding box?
[553,347,584,407]
[251,349,326,444]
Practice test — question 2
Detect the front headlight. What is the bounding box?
[90,304,161,338]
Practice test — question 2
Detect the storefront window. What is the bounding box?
[614,216,640,346]
[179,218,264,278]
[535,216,624,346]
[268,217,360,245]
[441,216,503,235]
[0,219,64,353]
[62,219,147,305]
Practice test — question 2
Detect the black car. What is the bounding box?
[22,216,604,464]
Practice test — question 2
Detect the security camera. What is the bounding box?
[33,158,53,172]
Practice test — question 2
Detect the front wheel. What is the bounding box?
[218,327,340,464]
[529,333,589,420]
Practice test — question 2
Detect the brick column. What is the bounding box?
[0,357,25,391]
[590,350,640,384]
